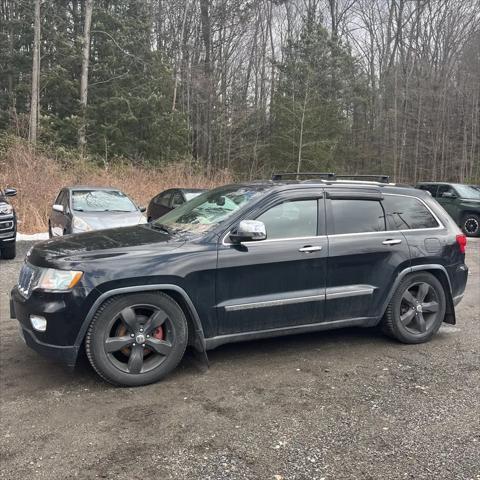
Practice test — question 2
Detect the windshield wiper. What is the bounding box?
[150,223,173,234]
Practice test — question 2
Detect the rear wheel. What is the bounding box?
[382,272,446,344]
[461,213,480,237]
[1,242,16,260]
[85,292,188,386]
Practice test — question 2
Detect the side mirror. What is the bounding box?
[441,192,456,199]
[230,220,267,243]
[4,188,17,197]
[53,204,64,213]
[139,206,146,213]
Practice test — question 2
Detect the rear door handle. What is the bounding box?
[382,239,402,245]
[299,245,323,253]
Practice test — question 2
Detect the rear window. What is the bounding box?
[330,200,386,234]
[382,195,439,230]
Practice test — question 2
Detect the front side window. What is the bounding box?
[172,191,184,208]
[71,190,137,212]
[331,200,386,234]
[437,185,456,198]
[383,196,439,230]
[255,199,318,240]
[418,184,438,197]
[154,185,269,234]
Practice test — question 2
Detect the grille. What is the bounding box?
[0,220,14,231]
[18,263,41,297]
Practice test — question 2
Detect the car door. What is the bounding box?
[436,185,461,223]
[215,191,327,336]
[51,190,66,236]
[325,189,410,322]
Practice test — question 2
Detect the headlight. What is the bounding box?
[72,216,93,232]
[37,268,83,290]
[0,203,13,215]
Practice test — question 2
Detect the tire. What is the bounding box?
[381,272,446,344]
[85,292,188,387]
[1,242,16,260]
[461,213,480,237]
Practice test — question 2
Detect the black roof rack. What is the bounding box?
[272,172,336,181]
[335,174,390,183]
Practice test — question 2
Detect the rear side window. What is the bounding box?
[418,184,438,197]
[155,191,172,207]
[256,199,318,240]
[383,195,439,230]
[330,200,385,234]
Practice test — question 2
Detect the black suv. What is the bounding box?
[10,175,468,386]
[0,187,17,259]
[416,182,480,237]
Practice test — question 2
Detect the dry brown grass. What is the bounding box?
[0,139,232,233]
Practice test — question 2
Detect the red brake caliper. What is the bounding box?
[153,326,164,340]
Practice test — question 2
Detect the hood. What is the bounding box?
[74,210,145,230]
[28,224,185,266]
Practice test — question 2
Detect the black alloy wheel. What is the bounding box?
[382,272,446,344]
[86,292,188,386]
[462,214,480,237]
[399,282,440,335]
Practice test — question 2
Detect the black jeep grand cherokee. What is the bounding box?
[10,175,468,386]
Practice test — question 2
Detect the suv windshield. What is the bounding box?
[454,185,480,200]
[72,190,137,212]
[153,185,268,233]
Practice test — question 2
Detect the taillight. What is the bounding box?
[456,234,467,254]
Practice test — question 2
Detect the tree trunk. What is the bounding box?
[29,0,41,144]
[78,0,93,151]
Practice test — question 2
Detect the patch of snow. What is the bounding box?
[17,232,49,241]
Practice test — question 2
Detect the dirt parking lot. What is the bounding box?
[1,241,479,480]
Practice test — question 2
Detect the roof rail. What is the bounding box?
[272,172,336,181]
[335,174,390,184]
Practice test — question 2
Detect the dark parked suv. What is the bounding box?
[0,187,17,259]
[10,174,468,386]
[416,182,480,237]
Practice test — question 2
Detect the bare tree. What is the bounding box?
[78,0,93,151]
[28,0,41,144]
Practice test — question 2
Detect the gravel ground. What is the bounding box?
[1,240,479,480]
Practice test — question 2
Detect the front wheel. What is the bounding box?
[461,213,480,237]
[85,292,188,386]
[381,272,446,344]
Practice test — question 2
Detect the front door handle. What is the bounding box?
[299,245,323,253]
[382,239,402,245]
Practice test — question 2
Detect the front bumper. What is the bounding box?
[0,216,16,244]
[10,285,92,367]
[16,320,79,367]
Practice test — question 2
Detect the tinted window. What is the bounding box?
[172,191,184,208]
[256,199,317,240]
[418,184,438,197]
[331,200,385,234]
[383,195,439,230]
[437,185,455,197]
[155,191,172,207]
